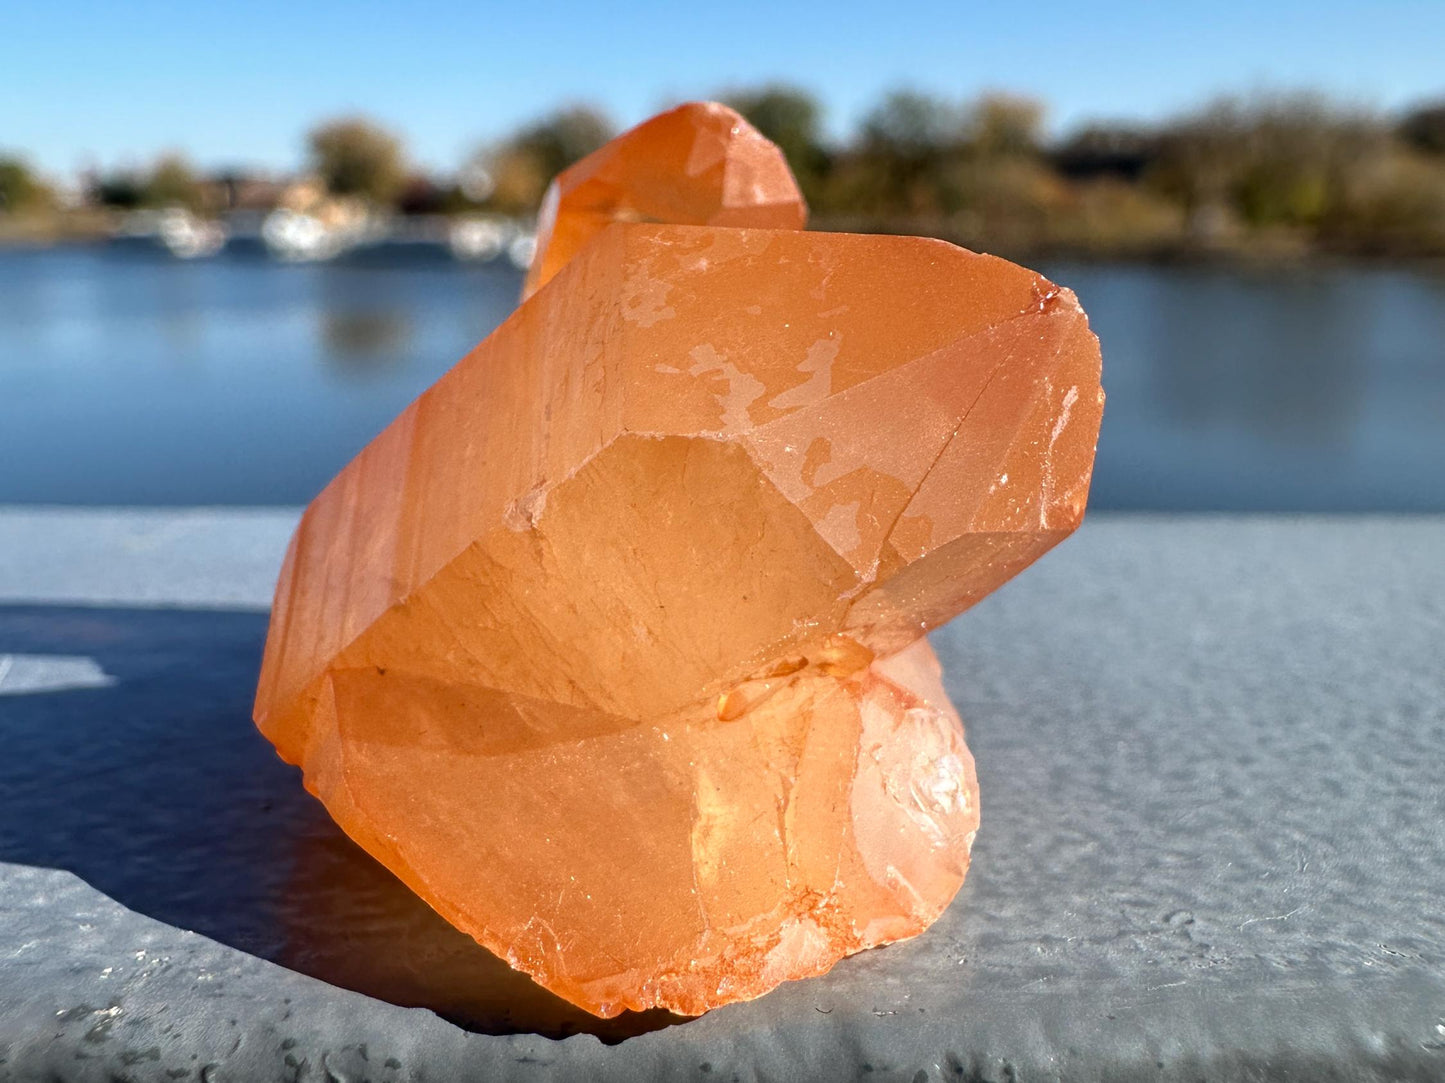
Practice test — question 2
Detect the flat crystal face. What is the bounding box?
[523,102,807,300]
[254,108,1103,1018]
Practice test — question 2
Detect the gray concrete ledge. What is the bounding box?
[1,510,1442,1081]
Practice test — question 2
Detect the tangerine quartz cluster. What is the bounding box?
[254,102,1104,1019]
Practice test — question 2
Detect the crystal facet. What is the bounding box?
[522,101,807,301]
[255,105,1103,1019]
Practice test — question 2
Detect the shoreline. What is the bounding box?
[5,222,1445,272]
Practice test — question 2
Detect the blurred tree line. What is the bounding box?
[726,85,1445,258]
[5,86,1445,257]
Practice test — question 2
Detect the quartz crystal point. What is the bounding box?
[522,101,806,301]
[255,110,1103,1020]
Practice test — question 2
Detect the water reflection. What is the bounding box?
[316,265,416,371]
[1143,269,1364,445]
[0,247,519,505]
[1,246,1442,510]
[320,309,414,368]
[1041,261,1445,511]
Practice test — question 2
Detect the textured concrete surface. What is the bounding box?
[0,507,297,609]
[1,509,1442,1081]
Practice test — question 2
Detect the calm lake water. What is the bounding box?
[1,243,1442,510]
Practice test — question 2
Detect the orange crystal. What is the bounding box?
[522,101,807,301]
[254,111,1103,1020]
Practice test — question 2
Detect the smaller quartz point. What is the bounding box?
[522,101,807,300]
[255,103,1104,1019]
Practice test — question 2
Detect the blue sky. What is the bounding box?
[4,0,1443,174]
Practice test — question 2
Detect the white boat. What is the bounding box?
[157,209,227,259]
[263,209,335,262]
[447,216,509,262]
[261,208,362,262]
[506,231,537,270]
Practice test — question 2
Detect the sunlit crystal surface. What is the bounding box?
[255,111,1103,1019]
[522,101,807,301]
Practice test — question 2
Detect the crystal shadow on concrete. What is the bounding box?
[0,604,682,1042]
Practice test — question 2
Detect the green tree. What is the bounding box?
[1399,101,1445,155]
[142,153,205,210]
[513,105,614,180]
[836,90,965,216]
[860,90,961,156]
[482,105,614,212]
[1150,94,1382,230]
[0,155,53,214]
[965,94,1045,157]
[307,117,406,204]
[1327,150,1445,254]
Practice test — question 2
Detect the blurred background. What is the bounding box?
[2,0,1442,511]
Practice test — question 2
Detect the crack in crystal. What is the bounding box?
[851,318,1026,591]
